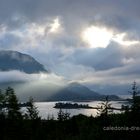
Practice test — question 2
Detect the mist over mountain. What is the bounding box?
[0,81,120,102]
[0,50,47,74]
[0,50,121,101]
[45,82,120,101]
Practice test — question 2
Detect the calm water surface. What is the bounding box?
[34,101,128,119]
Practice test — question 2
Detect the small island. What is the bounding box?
[54,102,94,109]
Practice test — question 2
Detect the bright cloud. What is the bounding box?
[0,70,66,85]
[0,16,63,50]
[112,33,140,46]
[81,26,113,48]
[0,0,140,95]
[49,17,61,33]
[81,25,140,48]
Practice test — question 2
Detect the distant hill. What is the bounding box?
[0,51,121,101]
[46,82,121,101]
[0,50,47,73]
[0,81,121,101]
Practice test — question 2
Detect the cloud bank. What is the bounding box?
[0,0,140,94]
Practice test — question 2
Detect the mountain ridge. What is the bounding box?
[45,82,121,101]
[0,50,47,74]
[0,50,121,101]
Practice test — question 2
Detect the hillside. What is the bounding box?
[0,50,47,74]
[46,82,120,101]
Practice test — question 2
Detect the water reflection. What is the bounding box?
[35,101,127,120]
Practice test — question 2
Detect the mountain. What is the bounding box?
[0,81,121,101]
[0,50,47,73]
[46,82,121,101]
[0,51,120,101]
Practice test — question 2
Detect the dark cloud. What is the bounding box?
[0,0,140,94]
[0,0,140,30]
[65,42,125,71]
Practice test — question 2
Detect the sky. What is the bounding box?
[0,0,140,95]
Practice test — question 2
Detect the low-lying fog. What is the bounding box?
[0,70,67,101]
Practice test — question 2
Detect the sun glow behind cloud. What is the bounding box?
[81,25,140,48]
[0,0,140,96]
[81,26,113,48]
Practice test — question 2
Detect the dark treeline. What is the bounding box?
[0,82,140,140]
[54,102,93,109]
